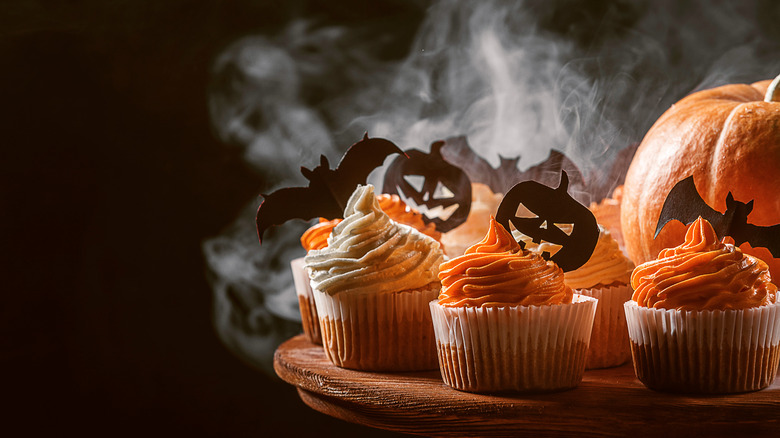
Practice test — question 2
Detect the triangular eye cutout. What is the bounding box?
[403,175,426,194]
[515,203,537,219]
[554,223,574,236]
[433,181,455,199]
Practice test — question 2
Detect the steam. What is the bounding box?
[203,0,780,374]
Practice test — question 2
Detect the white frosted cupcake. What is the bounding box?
[514,225,634,369]
[292,195,441,345]
[431,217,597,393]
[626,217,780,393]
[305,184,444,371]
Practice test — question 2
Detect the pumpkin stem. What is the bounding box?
[765,73,780,102]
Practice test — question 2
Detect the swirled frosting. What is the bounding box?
[514,225,634,289]
[305,184,443,296]
[376,193,441,241]
[438,217,573,307]
[300,195,440,251]
[631,217,777,310]
[300,218,341,251]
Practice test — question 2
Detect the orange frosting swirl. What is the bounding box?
[438,217,573,307]
[300,218,341,251]
[631,217,777,310]
[376,194,441,241]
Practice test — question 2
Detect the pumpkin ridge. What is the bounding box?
[705,103,748,204]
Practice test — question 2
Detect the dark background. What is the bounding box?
[4,1,780,436]
[2,1,421,436]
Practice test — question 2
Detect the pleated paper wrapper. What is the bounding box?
[290,257,321,345]
[624,300,780,393]
[312,284,440,371]
[577,284,633,369]
[429,294,597,393]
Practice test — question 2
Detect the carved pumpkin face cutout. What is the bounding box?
[495,171,598,271]
[383,141,472,233]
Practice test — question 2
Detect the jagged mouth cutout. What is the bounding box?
[398,175,460,222]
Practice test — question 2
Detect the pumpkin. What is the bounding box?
[621,75,780,279]
[383,141,472,233]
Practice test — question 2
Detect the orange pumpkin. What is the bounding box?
[621,75,780,280]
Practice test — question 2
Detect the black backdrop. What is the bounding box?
[5,1,780,436]
[2,1,417,436]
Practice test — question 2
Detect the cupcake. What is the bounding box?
[625,217,780,393]
[440,183,503,258]
[290,218,340,344]
[290,195,441,344]
[515,225,635,369]
[305,184,444,371]
[588,186,626,252]
[430,217,597,393]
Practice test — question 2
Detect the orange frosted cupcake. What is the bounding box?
[290,218,340,344]
[430,217,597,393]
[588,185,626,253]
[624,217,780,393]
[516,225,635,369]
[305,184,444,371]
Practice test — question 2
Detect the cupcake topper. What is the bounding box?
[655,175,780,256]
[495,170,599,271]
[382,140,472,233]
[437,136,590,203]
[255,134,405,243]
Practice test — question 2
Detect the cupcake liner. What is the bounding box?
[290,257,321,344]
[429,295,597,393]
[312,284,440,371]
[624,300,780,393]
[577,284,633,369]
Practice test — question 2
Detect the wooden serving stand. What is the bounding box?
[274,335,780,437]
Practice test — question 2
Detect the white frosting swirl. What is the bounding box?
[305,184,444,296]
[513,225,634,289]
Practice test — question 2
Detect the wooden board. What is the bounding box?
[274,335,780,437]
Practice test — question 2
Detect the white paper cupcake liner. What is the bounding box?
[289,257,321,344]
[429,295,597,393]
[312,284,440,371]
[624,300,780,393]
[577,284,633,369]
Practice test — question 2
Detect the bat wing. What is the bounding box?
[654,176,725,238]
[330,135,405,208]
[255,186,342,243]
[736,223,780,258]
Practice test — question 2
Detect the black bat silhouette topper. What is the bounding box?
[255,134,405,243]
[655,175,780,257]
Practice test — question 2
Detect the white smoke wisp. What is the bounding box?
[203,0,780,374]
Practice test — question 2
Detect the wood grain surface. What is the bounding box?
[274,335,780,437]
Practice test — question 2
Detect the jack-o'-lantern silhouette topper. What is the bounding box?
[383,141,472,233]
[495,170,599,271]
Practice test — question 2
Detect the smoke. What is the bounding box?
[203,0,780,374]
